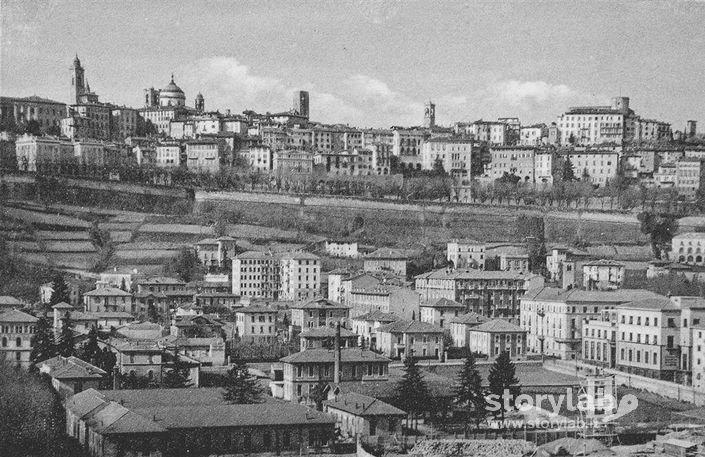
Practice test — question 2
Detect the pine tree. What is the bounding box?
[147,303,160,323]
[395,355,429,431]
[561,157,576,182]
[454,353,486,434]
[78,326,101,365]
[48,274,70,308]
[161,350,193,388]
[222,358,264,404]
[488,350,520,422]
[309,379,329,411]
[56,312,75,357]
[30,314,56,364]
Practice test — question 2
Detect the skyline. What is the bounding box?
[1,0,704,129]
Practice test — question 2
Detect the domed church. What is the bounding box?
[157,74,186,107]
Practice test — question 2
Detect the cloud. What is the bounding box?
[484,79,586,109]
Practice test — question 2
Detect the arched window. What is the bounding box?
[1,337,7,347]
[15,337,21,347]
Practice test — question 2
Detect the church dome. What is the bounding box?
[159,74,186,107]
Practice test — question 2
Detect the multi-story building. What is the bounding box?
[519,124,546,146]
[672,232,705,265]
[83,287,134,313]
[324,392,405,440]
[691,327,705,390]
[420,138,473,179]
[467,319,526,359]
[0,309,38,368]
[273,151,314,176]
[325,241,359,259]
[291,298,350,330]
[232,251,320,302]
[195,236,237,269]
[489,146,536,182]
[14,134,75,172]
[348,285,419,321]
[582,309,618,369]
[466,120,507,145]
[415,269,545,319]
[350,311,399,350]
[520,287,662,360]
[0,95,66,133]
[279,348,391,401]
[279,252,320,302]
[582,259,625,290]
[500,253,530,273]
[392,128,426,170]
[420,298,465,329]
[110,106,139,139]
[557,97,633,146]
[110,339,164,382]
[534,151,554,184]
[244,145,274,172]
[450,312,490,348]
[564,150,619,186]
[363,248,419,277]
[375,319,444,359]
[300,327,358,351]
[185,139,222,173]
[447,240,486,270]
[234,306,278,344]
[676,158,705,199]
[634,117,671,142]
[155,142,181,168]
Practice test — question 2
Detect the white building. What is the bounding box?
[672,232,705,265]
[420,138,473,179]
[564,150,619,187]
[446,240,486,270]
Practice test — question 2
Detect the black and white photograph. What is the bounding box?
[1,1,705,456]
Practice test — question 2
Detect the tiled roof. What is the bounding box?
[65,389,109,418]
[137,276,185,285]
[415,269,537,281]
[84,287,132,297]
[422,298,465,309]
[377,320,443,334]
[300,327,358,338]
[281,348,391,364]
[235,306,277,314]
[0,296,22,306]
[470,319,525,333]
[352,311,400,323]
[293,298,349,310]
[0,309,38,323]
[583,259,625,267]
[451,312,490,325]
[324,392,405,416]
[365,248,420,260]
[618,297,677,311]
[52,302,74,309]
[38,356,107,379]
[521,287,664,304]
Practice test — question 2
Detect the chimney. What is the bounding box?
[334,321,341,384]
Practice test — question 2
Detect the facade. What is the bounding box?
[325,241,359,258]
[235,306,278,344]
[534,151,554,184]
[244,145,274,172]
[363,248,418,277]
[582,309,618,369]
[350,311,400,350]
[232,251,281,299]
[300,327,358,351]
[520,287,663,360]
[279,251,321,302]
[195,236,237,269]
[500,253,530,273]
[83,287,133,313]
[564,150,619,186]
[392,128,426,170]
[65,388,335,457]
[489,146,537,182]
[324,392,405,439]
[37,356,106,399]
[154,142,181,167]
[420,297,465,329]
[420,138,473,178]
[672,232,705,265]
[450,312,490,348]
[15,134,75,172]
[415,269,545,319]
[348,285,419,321]
[273,151,314,175]
[110,107,139,139]
[447,240,486,270]
[582,260,625,290]
[519,124,546,146]
[557,97,633,146]
[291,298,350,330]
[376,319,444,359]
[185,139,222,173]
[0,95,66,133]
[0,309,38,368]
[466,120,507,145]
[675,158,705,199]
[279,348,391,402]
[467,319,526,358]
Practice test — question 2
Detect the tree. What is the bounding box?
[147,303,160,323]
[25,119,42,136]
[169,248,201,282]
[432,157,446,176]
[77,326,101,366]
[561,157,576,182]
[30,314,56,365]
[488,351,520,422]
[222,358,264,404]
[454,353,486,434]
[48,274,70,308]
[395,355,429,431]
[638,212,678,259]
[309,379,329,411]
[56,312,75,357]
[162,354,193,388]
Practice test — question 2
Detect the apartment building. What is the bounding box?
[467,319,527,359]
[420,297,465,329]
[582,259,625,290]
[0,309,38,368]
[564,150,619,187]
[450,312,490,348]
[672,232,705,265]
[348,285,419,321]
[235,306,278,344]
[291,298,350,330]
[488,146,537,182]
[185,139,222,173]
[375,320,444,359]
[447,240,486,270]
[420,138,473,179]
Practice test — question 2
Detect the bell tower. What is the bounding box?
[71,54,86,105]
[424,101,436,128]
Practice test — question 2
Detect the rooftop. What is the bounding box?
[0,309,38,323]
[300,327,358,338]
[351,311,400,323]
[470,319,525,333]
[235,305,277,314]
[377,319,444,334]
[84,287,132,297]
[415,268,537,281]
[618,297,678,311]
[293,297,349,310]
[281,348,391,364]
[451,312,490,325]
[324,392,405,417]
[0,296,23,306]
[522,287,664,304]
[422,298,465,309]
[38,356,107,379]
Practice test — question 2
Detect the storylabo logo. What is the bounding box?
[486,388,638,425]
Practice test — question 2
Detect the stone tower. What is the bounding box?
[424,101,436,128]
[195,93,205,113]
[71,55,86,105]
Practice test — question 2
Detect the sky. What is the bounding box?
[1,0,704,129]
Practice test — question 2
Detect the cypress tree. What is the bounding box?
[56,312,75,357]
[48,274,70,308]
[454,352,486,434]
[30,314,56,364]
[78,326,101,365]
[162,349,193,388]
[488,350,520,422]
[395,355,429,431]
[222,358,264,404]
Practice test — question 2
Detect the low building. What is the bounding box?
[195,236,237,269]
[447,239,486,270]
[171,314,224,338]
[376,319,444,360]
[109,339,163,383]
[0,309,38,368]
[37,355,106,399]
[291,298,350,330]
[278,348,391,402]
[488,146,537,183]
[160,335,226,366]
[500,253,530,273]
[65,388,336,457]
[450,312,490,348]
[0,295,24,310]
[185,139,223,173]
[300,327,358,351]
[83,287,133,313]
[350,311,400,350]
[235,306,278,344]
[363,248,420,277]
[348,284,419,321]
[582,259,625,290]
[420,297,465,329]
[324,392,405,439]
[467,319,527,359]
[325,240,359,258]
[672,232,705,265]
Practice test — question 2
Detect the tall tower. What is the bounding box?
[71,55,86,105]
[195,93,205,113]
[424,101,436,128]
[293,90,309,118]
[687,120,697,138]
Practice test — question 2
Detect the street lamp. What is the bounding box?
[537,307,546,363]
